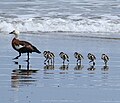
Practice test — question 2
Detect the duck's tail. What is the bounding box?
[32,46,41,54]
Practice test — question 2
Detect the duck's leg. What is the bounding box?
[27,53,30,61]
[13,52,21,60]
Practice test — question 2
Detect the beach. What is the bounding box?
[0,0,120,102]
[0,32,120,103]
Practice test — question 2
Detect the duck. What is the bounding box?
[101,54,109,66]
[9,30,41,61]
[59,52,69,64]
[87,53,96,66]
[43,51,55,65]
[74,52,84,64]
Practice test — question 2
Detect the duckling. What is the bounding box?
[87,53,96,66]
[43,51,48,63]
[101,54,109,66]
[49,51,55,64]
[43,51,55,65]
[59,52,69,64]
[74,52,84,64]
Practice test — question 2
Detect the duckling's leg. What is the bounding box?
[67,59,69,63]
[77,59,79,64]
[13,52,21,60]
[93,61,95,66]
[105,61,107,66]
[47,59,50,65]
[44,59,47,64]
[89,61,92,63]
[50,58,52,65]
[79,59,82,65]
[53,58,55,65]
[63,60,65,64]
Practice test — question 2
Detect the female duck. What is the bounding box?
[9,30,41,61]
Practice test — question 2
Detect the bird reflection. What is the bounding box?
[74,64,84,70]
[101,66,109,71]
[59,64,69,70]
[13,59,30,70]
[11,61,38,88]
[87,65,96,71]
[44,64,54,70]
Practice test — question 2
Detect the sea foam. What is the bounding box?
[0,15,120,34]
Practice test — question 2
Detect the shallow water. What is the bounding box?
[0,33,120,103]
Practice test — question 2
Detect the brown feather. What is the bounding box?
[12,38,41,53]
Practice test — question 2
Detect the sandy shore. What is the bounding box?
[0,33,120,103]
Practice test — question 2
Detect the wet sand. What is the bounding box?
[0,33,120,103]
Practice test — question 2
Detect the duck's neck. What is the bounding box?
[14,34,18,39]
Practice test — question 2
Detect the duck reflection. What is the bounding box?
[101,66,109,71]
[59,64,69,70]
[74,64,84,70]
[11,61,38,88]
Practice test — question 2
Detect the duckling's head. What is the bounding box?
[87,53,91,57]
[102,54,106,56]
[74,52,78,55]
[9,30,20,38]
[59,52,64,56]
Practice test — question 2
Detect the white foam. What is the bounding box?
[0,15,120,35]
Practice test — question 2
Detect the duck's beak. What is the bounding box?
[9,31,13,34]
[9,30,15,34]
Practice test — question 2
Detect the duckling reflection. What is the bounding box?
[11,61,38,88]
[87,65,96,71]
[74,64,84,70]
[59,64,69,70]
[44,64,54,70]
[101,66,109,71]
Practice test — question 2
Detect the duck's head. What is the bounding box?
[9,30,20,38]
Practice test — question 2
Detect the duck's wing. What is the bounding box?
[19,40,32,46]
[19,40,41,53]
[12,39,25,50]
